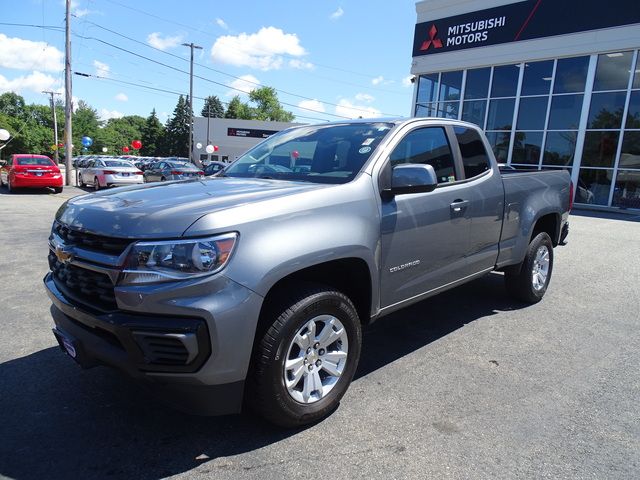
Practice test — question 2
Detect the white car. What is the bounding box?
[79,158,144,190]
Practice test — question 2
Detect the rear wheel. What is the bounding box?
[248,284,362,428]
[7,177,14,193]
[93,177,100,191]
[160,176,166,182]
[505,232,554,303]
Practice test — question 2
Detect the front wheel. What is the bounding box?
[248,284,362,427]
[53,187,63,194]
[505,232,554,303]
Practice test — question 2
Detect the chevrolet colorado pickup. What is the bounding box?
[45,118,571,427]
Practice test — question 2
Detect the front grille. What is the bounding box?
[49,252,117,311]
[53,221,132,255]
[133,332,196,366]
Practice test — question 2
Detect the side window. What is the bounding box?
[389,127,457,183]
[454,126,491,179]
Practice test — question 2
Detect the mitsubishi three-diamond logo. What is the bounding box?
[420,24,443,51]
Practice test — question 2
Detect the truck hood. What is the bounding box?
[57,177,329,238]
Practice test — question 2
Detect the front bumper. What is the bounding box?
[44,271,262,415]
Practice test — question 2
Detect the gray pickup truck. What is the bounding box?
[45,118,571,427]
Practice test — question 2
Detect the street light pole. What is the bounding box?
[42,90,61,164]
[182,42,202,165]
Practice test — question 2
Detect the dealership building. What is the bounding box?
[411,0,640,210]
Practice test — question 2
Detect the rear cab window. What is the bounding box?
[453,126,491,179]
[389,127,457,184]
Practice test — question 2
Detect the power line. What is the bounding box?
[0,21,401,117]
[73,72,331,123]
[77,21,402,116]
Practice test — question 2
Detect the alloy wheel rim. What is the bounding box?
[531,245,550,291]
[283,315,349,404]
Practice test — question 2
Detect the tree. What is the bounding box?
[248,87,295,122]
[224,95,252,120]
[0,92,26,120]
[201,95,225,118]
[73,100,102,154]
[95,115,145,155]
[140,109,165,156]
[164,95,190,156]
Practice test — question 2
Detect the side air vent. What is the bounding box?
[132,332,199,366]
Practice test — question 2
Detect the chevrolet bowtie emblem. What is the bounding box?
[55,245,73,264]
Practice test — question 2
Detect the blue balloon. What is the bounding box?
[81,136,93,147]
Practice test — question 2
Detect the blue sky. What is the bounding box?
[0,0,418,124]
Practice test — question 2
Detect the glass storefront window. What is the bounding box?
[464,68,490,99]
[485,132,511,163]
[620,131,640,169]
[462,100,486,127]
[626,91,640,128]
[554,56,589,93]
[582,131,620,167]
[512,131,543,165]
[517,97,548,130]
[440,71,463,101]
[612,170,640,208]
[415,103,437,117]
[543,131,577,166]
[491,64,519,98]
[521,60,553,96]
[486,98,515,130]
[587,92,627,129]
[593,51,633,92]
[577,169,612,205]
[438,101,459,119]
[548,94,583,130]
[634,64,640,90]
[417,74,438,103]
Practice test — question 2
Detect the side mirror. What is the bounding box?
[390,163,438,196]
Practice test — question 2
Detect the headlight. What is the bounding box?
[119,233,238,285]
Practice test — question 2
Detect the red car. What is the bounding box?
[0,154,63,193]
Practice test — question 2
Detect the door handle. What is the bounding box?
[450,199,469,214]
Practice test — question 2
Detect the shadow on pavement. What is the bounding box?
[0,272,524,479]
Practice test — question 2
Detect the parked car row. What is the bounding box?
[0,154,63,193]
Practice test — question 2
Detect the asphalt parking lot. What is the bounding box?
[0,186,638,480]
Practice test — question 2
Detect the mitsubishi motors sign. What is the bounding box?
[413,0,640,57]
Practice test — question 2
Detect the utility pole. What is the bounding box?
[182,42,202,165]
[64,0,73,185]
[42,90,61,164]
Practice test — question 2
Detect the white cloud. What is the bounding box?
[402,75,414,87]
[99,108,124,121]
[147,32,183,51]
[298,99,325,113]
[288,59,314,70]
[226,74,260,96]
[335,98,381,119]
[0,71,59,94]
[211,27,307,71]
[74,8,90,17]
[93,60,110,78]
[215,18,228,30]
[115,93,128,102]
[330,7,344,20]
[371,76,384,86]
[355,93,374,103]
[0,34,64,72]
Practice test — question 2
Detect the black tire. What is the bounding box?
[505,232,554,303]
[78,173,85,187]
[93,177,100,191]
[7,178,13,193]
[160,176,166,182]
[248,283,362,428]
[53,187,63,194]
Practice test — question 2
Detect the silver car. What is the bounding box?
[79,158,144,190]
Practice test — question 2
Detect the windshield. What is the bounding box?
[104,160,134,168]
[224,122,394,184]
